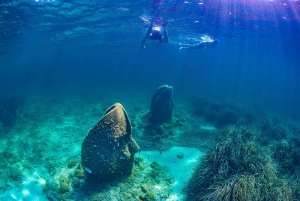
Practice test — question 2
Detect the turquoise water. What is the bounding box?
[1,0,300,200]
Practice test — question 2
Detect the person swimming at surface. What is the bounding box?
[179,39,218,50]
[141,20,169,48]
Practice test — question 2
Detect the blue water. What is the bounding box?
[1,0,300,119]
[1,0,300,200]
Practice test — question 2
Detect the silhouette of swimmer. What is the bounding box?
[179,39,218,50]
[141,20,169,48]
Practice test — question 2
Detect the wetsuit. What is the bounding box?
[150,30,163,41]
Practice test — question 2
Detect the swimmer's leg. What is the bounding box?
[141,21,155,48]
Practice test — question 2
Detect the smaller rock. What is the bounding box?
[74,165,85,179]
[72,178,80,188]
[141,183,148,193]
[59,176,70,193]
[177,152,184,159]
[67,158,78,168]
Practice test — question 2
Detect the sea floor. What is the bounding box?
[1,91,299,201]
[0,91,216,201]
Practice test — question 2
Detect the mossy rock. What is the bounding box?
[89,193,108,201]
[174,118,186,127]
[134,157,146,170]
[150,161,160,170]
[144,193,156,201]
[140,183,155,201]
[67,158,78,169]
[141,183,149,193]
[10,164,23,181]
[74,165,85,179]
[43,181,56,194]
[148,162,171,182]
[59,176,71,193]
[71,178,80,188]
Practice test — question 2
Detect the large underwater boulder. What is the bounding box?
[148,85,174,125]
[81,103,140,182]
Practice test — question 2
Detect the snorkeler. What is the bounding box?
[141,20,169,48]
[179,39,218,50]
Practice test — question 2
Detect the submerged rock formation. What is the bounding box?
[81,103,140,182]
[148,85,174,125]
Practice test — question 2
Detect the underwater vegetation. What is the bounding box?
[271,139,300,199]
[186,125,293,201]
[191,98,259,128]
[258,119,290,145]
[42,155,173,201]
[2,93,300,200]
[138,117,187,152]
[0,147,24,188]
[272,140,300,174]
[0,97,22,128]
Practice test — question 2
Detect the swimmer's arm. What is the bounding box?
[178,44,190,49]
[179,43,202,50]
[190,43,205,49]
[179,43,191,47]
[141,37,147,49]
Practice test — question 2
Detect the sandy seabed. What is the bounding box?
[0,92,215,201]
[3,89,299,201]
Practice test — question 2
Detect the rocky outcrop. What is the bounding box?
[81,103,139,182]
[148,85,174,125]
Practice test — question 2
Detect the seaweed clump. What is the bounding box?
[191,99,258,128]
[186,126,292,201]
[272,140,299,174]
[272,140,300,199]
[258,120,288,144]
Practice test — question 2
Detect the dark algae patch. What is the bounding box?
[186,126,293,201]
